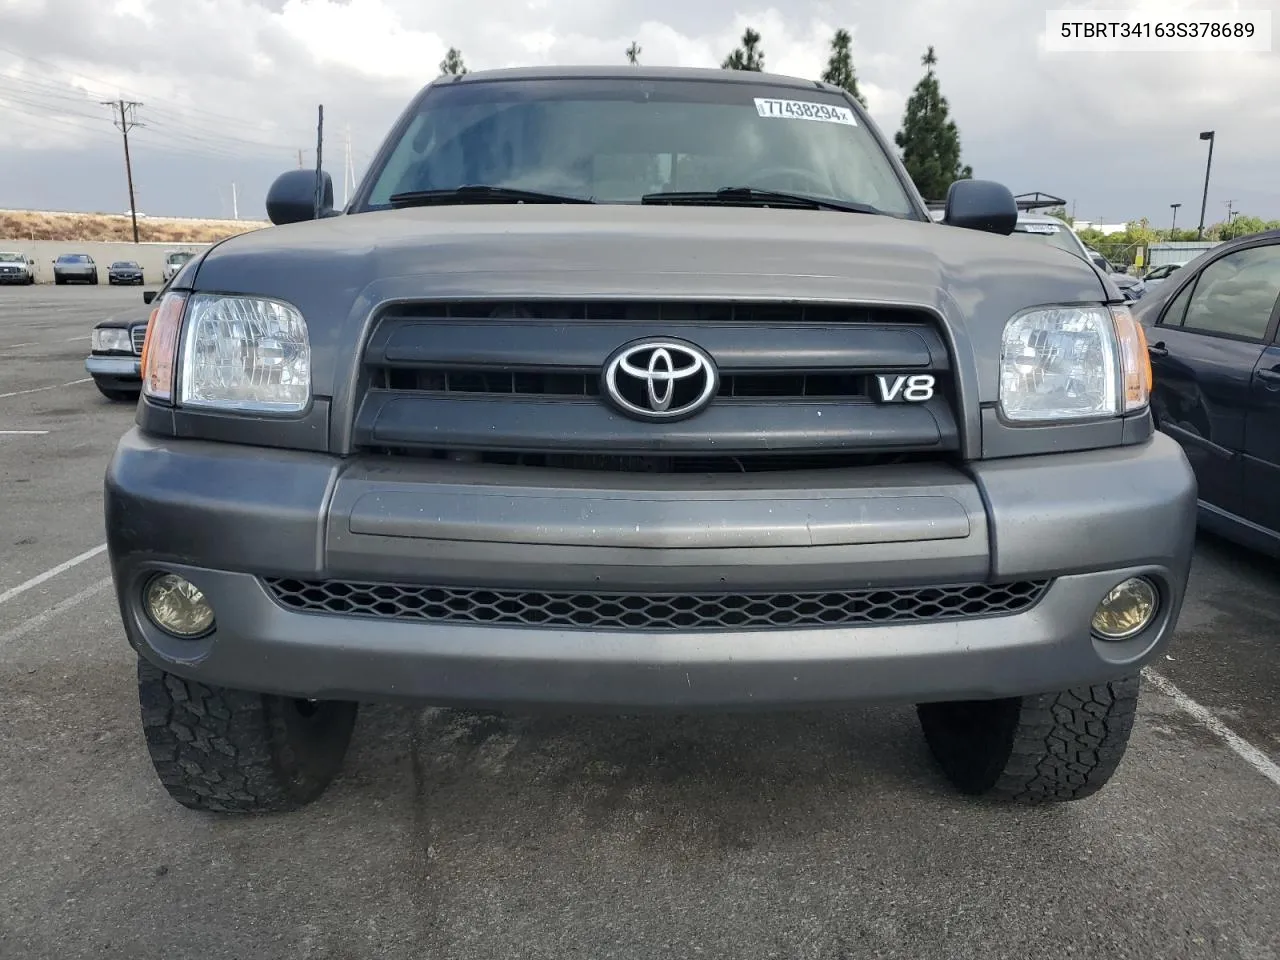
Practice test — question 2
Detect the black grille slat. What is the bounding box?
[383,368,870,400]
[359,391,951,455]
[264,578,1049,632]
[372,315,945,372]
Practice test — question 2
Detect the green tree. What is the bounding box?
[1215,214,1272,240]
[820,28,867,108]
[439,47,467,76]
[893,46,972,201]
[722,27,765,71]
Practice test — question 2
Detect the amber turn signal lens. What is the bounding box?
[141,293,187,403]
[1110,305,1151,413]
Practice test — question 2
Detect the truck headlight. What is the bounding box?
[177,294,311,413]
[999,305,1149,423]
[91,328,131,353]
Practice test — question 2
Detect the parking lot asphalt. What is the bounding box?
[1,286,1277,960]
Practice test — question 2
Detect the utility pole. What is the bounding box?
[102,99,143,243]
[313,105,325,220]
[1223,200,1237,239]
[1169,202,1180,238]
[343,124,352,207]
[1196,130,1215,240]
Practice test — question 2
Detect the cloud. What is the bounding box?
[0,0,1275,221]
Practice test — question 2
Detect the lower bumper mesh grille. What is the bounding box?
[262,578,1051,632]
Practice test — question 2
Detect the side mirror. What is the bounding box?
[143,290,157,304]
[266,169,335,226]
[941,179,1018,235]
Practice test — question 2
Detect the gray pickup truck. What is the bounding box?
[105,66,1196,815]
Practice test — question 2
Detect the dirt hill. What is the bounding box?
[0,209,269,243]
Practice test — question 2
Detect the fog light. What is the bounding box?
[144,574,215,638]
[1091,577,1158,640]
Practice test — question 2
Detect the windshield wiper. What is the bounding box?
[640,187,882,215]
[388,185,595,207]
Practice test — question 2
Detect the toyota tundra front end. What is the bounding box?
[104,66,1195,814]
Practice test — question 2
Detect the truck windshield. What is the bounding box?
[359,77,919,218]
[0,253,22,262]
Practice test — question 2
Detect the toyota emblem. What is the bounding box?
[601,338,719,421]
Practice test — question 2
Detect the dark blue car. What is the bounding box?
[1133,228,1280,556]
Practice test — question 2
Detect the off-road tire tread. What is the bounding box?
[918,675,1140,804]
[137,657,357,814]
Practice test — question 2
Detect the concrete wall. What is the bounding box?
[0,240,213,284]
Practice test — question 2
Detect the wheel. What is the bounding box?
[916,675,1140,803]
[95,382,140,402]
[137,656,359,813]
[55,276,65,285]
[91,275,99,285]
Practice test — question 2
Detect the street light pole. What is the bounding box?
[1170,202,1181,238]
[1196,130,1214,240]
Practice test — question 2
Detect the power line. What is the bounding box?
[1,75,305,157]
[101,99,143,242]
[0,44,310,136]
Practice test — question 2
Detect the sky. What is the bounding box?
[0,0,1277,225]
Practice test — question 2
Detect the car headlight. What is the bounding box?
[177,294,311,413]
[1000,305,1150,422]
[91,328,132,353]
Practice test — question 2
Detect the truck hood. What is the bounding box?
[192,204,1112,402]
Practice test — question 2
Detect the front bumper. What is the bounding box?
[0,272,31,283]
[86,355,141,389]
[105,429,1197,710]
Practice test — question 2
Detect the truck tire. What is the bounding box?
[916,675,1140,803]
[137,656,359,814]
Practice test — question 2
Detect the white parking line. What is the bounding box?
[0,430,49,435]
[0,577,113,650]
[1144,668,1280,789]
[63,335,91,342]
[0,543,108,606]
[0,378,92,400]
[2,342,39,349]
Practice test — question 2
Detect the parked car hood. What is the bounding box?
[93,305,152,330]
[190,204,1113,403]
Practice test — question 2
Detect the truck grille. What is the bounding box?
[130,324,147,355]
[352,300,960,471]
[263,578,1049,632]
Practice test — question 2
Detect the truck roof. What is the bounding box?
[439,64,839,92]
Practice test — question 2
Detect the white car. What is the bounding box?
[0,251,36,284]
[162,251,196,282]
